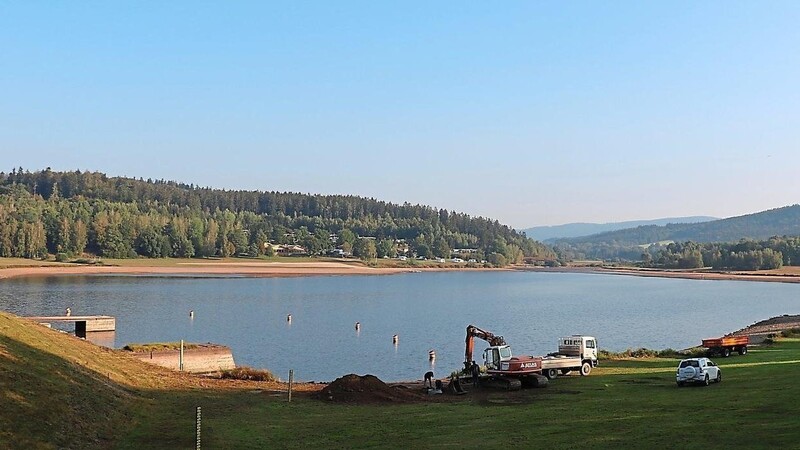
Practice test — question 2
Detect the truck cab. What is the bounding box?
[558,335,598,362]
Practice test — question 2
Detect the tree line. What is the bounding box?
[0,168,555,264]
[639,236,800,270]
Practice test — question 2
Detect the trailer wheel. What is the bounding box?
[722,347,731,357]
[544,368,558,379]
[738,346,747,355]
[580,362,592,376]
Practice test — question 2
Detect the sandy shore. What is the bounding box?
[518,266,800,284]
[3,260,800,284]
[0,261,418,280]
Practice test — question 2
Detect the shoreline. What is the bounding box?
[3,260,800,284]
[516,266,800,284]
[0,260,504,280]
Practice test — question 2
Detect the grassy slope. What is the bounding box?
[3,311,800,448]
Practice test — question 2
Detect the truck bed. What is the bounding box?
[702,335,749,348]
[540,354,581,369]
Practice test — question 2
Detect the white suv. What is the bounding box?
[676,357,721,387]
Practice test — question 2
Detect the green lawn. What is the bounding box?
[123,342,800,449]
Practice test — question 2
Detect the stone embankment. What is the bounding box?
[728,315,800,343]
[130,344,235,373]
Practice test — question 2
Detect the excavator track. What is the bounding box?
[484,376,522,391]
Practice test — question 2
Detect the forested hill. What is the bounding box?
[554,205,800,260]
[0,168,554,264]
[522,216,716,242]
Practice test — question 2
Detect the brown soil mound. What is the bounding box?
[316,374,423,404]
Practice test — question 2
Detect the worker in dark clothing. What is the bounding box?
[471,361,480,386]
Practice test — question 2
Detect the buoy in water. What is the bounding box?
[429,350,436,360]
[355,321,361,331]
[392,334,398,344]
[287,314,292,323]
[189,310,194,318]
[65,307,71,317]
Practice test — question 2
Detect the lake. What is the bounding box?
[1,271,799,382]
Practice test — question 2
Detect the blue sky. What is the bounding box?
[2,2,799,228]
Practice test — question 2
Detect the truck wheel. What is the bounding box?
[722,348,731,357]
[580,362,592,376]
[738,346,747,355]
[544,368,558,379]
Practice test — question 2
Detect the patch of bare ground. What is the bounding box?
[729,315,800,336]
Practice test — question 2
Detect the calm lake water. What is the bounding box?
[2,271,799,382]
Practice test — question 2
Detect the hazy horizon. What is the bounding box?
[3,2,799,228]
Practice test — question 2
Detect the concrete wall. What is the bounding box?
[131,344,236,373]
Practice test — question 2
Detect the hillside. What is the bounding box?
[0,168,554,265]
[522,216,716,241]
[554,205,800,261]
[0,312,141,448]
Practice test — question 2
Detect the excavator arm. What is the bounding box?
[464,324,507,370]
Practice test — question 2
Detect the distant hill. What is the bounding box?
[522,216,717,242]
[553,205,800,261]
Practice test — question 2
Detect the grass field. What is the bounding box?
[2,310,799,449]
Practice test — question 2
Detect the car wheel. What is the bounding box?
[703,375,710,386]
[716,371,722,383]
[580,362,592,376]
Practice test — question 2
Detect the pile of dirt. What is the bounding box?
[316,374,423,404]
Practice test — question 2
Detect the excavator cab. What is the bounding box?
[483,345,513,370]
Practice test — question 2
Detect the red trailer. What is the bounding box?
[702,335,749,357]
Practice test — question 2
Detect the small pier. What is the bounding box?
[27,315,116,336]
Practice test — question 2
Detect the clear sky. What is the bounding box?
[2,2,799,228]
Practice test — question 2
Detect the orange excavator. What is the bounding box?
[464,324,548,390]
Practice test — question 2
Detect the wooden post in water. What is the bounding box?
[180,340,185,372]
[288,369,294,403]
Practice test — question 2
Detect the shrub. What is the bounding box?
[219,366,277,382]
[598,347,702,360]
[780,328,800,338]
[55,253,70,262]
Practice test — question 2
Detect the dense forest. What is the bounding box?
[641,236,800,270]
[0,168,555,265]
[554,205,800,261]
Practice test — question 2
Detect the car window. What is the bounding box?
[679,360,700,368]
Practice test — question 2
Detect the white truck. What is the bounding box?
[540,335,599,379]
